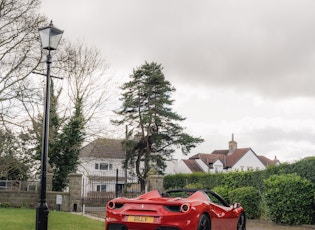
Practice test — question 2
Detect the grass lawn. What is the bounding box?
[0,208,105,230]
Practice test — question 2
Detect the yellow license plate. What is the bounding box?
[127,215,154,223]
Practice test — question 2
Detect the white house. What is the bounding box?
[165,135,279,174]
[77,138,138,196]
[77,136,280,193]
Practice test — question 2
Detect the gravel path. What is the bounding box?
[81,213,315,230]
[247,221,315,230]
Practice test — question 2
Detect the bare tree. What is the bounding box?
[1,0,114,136]
[0,128,32,180]
[0,1,115,181]
[0,0,45,126]
[55,41,115,139]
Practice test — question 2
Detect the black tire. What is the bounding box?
[237,213,246,230]
[197,214,210,230]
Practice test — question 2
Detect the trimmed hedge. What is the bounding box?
[184,182,204,189]
[211,186,230,203]
[163,157,315,225]
[263,174,315,225]
[229,186,260,219]
[164,170,266,191]
[163,157,315,191]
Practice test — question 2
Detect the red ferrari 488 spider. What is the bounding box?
[105,188,246,230]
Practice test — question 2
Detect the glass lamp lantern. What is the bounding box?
[38,21,63,50]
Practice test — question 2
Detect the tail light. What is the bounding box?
[180,203,190,213]
[107,201,124,209]
[164,204,191,213]
[107,201,115,209]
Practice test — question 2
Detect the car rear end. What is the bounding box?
[105,197,201,230]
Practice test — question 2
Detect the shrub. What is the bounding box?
[263,174,314,225]
[211,186,230,203]
[291,157,315,184]
[229,186,260,219]
[0,202,11,208]
[184,183,204,189]
[163,174,188,189]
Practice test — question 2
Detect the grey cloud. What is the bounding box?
[41,0,315,162]
[98,0,315,98]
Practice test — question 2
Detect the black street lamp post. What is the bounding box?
[36,21,63,230]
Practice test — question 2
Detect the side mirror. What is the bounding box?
[233,203,241,209]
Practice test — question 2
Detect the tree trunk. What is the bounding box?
[140,178,146,193]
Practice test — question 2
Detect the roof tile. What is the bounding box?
[80,138,125,159]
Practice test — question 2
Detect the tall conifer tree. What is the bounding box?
[114,62,203,191]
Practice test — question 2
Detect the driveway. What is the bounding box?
[247,221,315,230]
[86,213,315,230]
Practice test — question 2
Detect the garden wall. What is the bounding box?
[0,173,82,212]
[0,190,71,211]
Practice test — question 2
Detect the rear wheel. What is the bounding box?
[237,213,246,230]
[197,214,210,230]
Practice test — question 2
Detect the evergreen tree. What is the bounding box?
[32,81,85,191]
[47,80,63,170]
[33,80,62,170]
[52,96,85,191]
[114,62,203,191]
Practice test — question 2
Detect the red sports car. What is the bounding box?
[105,188,246,230]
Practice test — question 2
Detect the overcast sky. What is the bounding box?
[40,0,315,162]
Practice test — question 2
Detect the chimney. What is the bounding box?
[228,133,237,155]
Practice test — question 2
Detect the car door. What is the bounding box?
[207,192,239,230]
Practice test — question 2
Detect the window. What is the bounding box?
[116,184,124,194]
[100,163,108,170]
[97,184,106,192]
[99,163,113,170]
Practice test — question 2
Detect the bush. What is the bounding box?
[263,174,315,225]
[163,157,315,224]
[184,183,204,189]
[211,186,230,203]
[163,174,188,189]
[291,157,315,184]
[229,186,260,219]
[0,202,11,208]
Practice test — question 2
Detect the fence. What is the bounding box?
[0,179,40,192]
[0,170,163,216]
[82,169,141,216]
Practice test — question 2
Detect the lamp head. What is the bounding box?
[39,21,63,50]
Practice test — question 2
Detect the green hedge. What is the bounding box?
[229,186,260,219]
[263,174,314,225]
[163,172,224,190]
[164,157,315,191]
[164,170,265,191]
[163,157,315,225]
[211,186,230,203]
